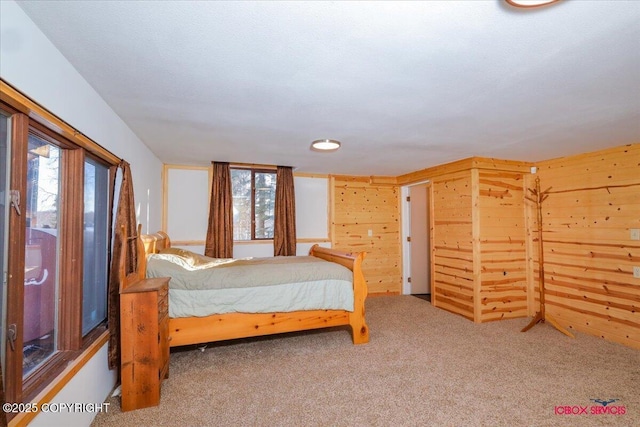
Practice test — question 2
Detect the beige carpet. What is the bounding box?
[92,296,640,427]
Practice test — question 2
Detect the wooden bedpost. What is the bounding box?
[135,224,146,281]
[309,244,369,344]
[349,251,369,344]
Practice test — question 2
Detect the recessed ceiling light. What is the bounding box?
[506,0,561,7]
[311,139,341,152]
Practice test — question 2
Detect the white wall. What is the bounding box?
[28,345,115,427]
[0,0,162,234]
[1,1,163,425]
[166,168,209,241]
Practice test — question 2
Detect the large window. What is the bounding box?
[231,168,276,240]
[1,100,114,409]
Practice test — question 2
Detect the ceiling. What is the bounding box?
[17,1,640,176]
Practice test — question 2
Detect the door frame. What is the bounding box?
[401,180,432,295]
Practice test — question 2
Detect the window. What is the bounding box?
[82,158,109,335]
[231,168,276,240]
[23,135,60,376]
[1,97,115,410]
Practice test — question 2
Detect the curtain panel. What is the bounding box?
[107,160,137,371]
[274,166,296,256]
[205,161,233,258]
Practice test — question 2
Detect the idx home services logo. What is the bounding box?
[554,399,626,416]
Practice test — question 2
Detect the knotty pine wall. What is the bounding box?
[478,170,529,322]
[365,147,638,349]
[331,176,402,295]
[429,164,530,323]
[431,171,475,320]
[533,144,640,349]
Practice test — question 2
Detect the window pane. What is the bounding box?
[231,169,251,241]
[82,159,108,335]
[23,135,59,377]
[254,172,276,239]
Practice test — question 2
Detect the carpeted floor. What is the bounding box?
[92,296,640,427]
[412,293,431,303]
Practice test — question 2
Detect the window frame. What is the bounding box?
[21,123,81,400]
[1,83,118,414]
[230,166,277,242]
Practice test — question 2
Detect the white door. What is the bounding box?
[409,184,430,294]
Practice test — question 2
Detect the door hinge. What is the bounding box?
[406,196,410,202]
[407,236,411,242]
[407,277,412,283]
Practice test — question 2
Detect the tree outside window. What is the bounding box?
[231,168,276,240]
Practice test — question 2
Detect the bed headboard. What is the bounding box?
[119,226,170,286]
[141,231,171,254]
[136,232,365,276]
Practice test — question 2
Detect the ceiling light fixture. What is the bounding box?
[505,0,561,8]
[311,139,341,152]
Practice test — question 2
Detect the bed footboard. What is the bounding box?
[309,245,369,344]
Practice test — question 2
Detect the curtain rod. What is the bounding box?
[227,162,296,170]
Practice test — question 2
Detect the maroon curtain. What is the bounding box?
[205,162,233,258]
[107,160,137,370]
[274,166,296,256]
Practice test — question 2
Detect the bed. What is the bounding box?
[124,229,369,347]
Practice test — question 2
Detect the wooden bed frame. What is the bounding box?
[127,230,369,347]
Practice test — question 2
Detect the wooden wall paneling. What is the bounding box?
[398,158,473,186]
[525,171,539,316]
[535,143,640,349]
[331,144,637,348]
[477,169,528,322]
[545,293,638,333]
[397,156,533,186]
[472,169,482,323]
[431,171,474,320]
[429,183,436,302]
[329,175,336,248]
[550,304,640,347]
[540,143,638,166]
[331,176,402,295]
[369,175,398,185]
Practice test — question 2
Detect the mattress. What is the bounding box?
[145,252,354,318]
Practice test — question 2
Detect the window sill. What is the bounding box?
[233,239,273,245]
